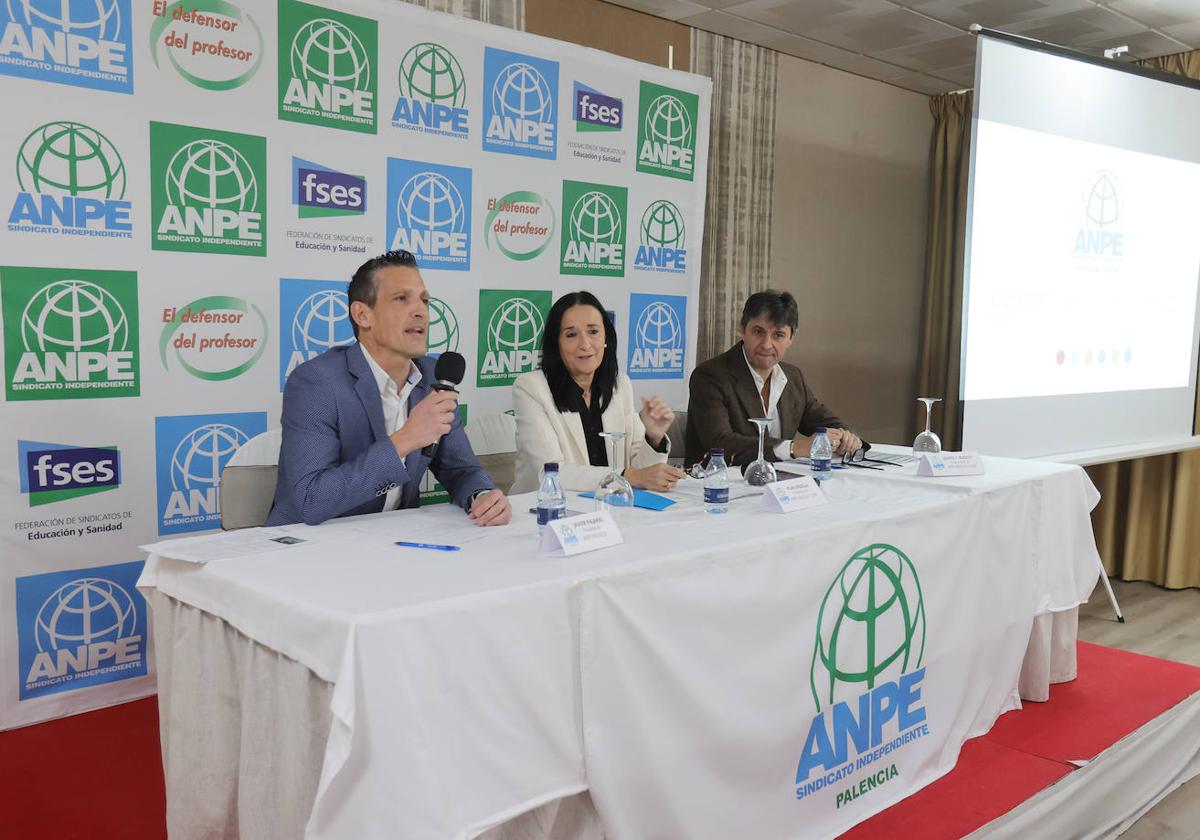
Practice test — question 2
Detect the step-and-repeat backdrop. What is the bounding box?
[0,0,711,730]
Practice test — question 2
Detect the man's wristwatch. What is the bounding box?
[468,488,490,511]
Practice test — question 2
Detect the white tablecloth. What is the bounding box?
[138,453,1101,839]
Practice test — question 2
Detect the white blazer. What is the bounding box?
[511,370,670,494]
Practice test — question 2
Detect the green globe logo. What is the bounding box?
[810,544,926,712]
[640,199,685,248]
[1085,170,1119,229]
[398,42,465,106]
[16,121,126,199]
[645,93,693,150]
[426,296,459,353]
[570,191,622,245]
[10,0,124,41]
[165,139,258,212]
[487,298,543,353]
[291,18,370,90]
[20,279,129,354]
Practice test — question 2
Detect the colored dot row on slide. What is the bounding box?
[1055,349,1133,366]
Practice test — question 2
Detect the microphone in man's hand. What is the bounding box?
[421,351,466,458]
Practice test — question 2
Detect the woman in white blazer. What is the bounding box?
[511,291,686,494]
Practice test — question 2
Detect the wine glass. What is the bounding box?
[745,418,777,486]
[595,431,634,515]
[913,397,943,453]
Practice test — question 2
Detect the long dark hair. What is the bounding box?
[541,291,619,414]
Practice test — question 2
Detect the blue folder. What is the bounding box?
[577,489,677,510]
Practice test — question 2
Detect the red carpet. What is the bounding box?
[843,641,1200,838]
[0,643,1197,839]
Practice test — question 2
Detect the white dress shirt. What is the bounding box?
[743,349,794,460]
[361,344,422,511]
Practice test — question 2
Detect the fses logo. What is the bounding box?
[386,157,471,271]
[8,121,132,239]
[392,41,468,138]
[573,82,621,132]
[627,294,685,380]
[279,278,354,389]
[0,0,133,92]
[796,545,930,803]
[150,121,267,256]
[636,81,699,181]
[18,440,120,506]
[1,266,140,401]
[634,199,686,274]
[148,0,262,91]
[1074,170,1123,259]
[477,289,550,387]
[155,412,266,535]
[292,156,365,218]
[560,180,626,277]
[482,47,558,159]
[278,0,377,133]
[15,561,148,700]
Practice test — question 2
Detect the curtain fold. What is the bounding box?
[690,30,777,363]
[917,47,1200,588]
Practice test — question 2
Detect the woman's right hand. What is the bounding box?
[624,463,685,492]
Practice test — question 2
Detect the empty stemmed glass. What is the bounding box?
[595,431,634,515]
[913,397,943,453]
[745,418,777,486]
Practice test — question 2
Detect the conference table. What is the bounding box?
[138,450,1102,840]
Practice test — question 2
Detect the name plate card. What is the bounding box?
[916,451,985,477]
[540,510,623,556]
[761,476,828,513]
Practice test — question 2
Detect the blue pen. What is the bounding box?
[395,541,460,552]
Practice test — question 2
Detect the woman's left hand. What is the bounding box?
[640,396,675,446]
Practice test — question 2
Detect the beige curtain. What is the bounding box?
[915,92,972,449]
[690,30,777,362]
[916,50,1200,588]
[401,0,522,29]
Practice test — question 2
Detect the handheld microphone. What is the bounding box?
[421,351,466,458]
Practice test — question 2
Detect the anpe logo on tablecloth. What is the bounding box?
[477,289,550,387]
[0,0,133,92]
[1,266,140,401]
[15,562,147,700]
[1073,170,1123,259]
[796,544,932,807]
[636,81,698,181]
[392,41,468,138]
[278,0,377,133]
[148,0,263,91]
[278,278,354,389]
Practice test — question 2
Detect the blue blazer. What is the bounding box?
[266,344,493,526]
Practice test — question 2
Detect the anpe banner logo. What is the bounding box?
[484,190,555,261]
[150,121,267,256]
[796,544,931,807]
[426,296,459,355]
[18,440,120,506]
[278,0,377,133]
[560,179,626,276]
[279,278,354,389]
[636,81,698,181]
[148,0,263,91]
[2,266,139,401]
[634,198,686,274]
[155,411,266,535]
[160,295,267,380]
[573,81,621,132]
[482,46,558,159]
[386,157,471,270]
[477,289,550,387]
[16,561,147,700]
[9,121,132,240]
[0,0,133,92]
[627,293,685,380]
[292,156,365,218]
[392,41,468,138]
[1074,170,1123,259]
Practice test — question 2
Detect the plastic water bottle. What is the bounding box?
[536,462,566,536]
[810,428,833,484]
[704,448,729,514]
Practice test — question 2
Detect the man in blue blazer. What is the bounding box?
[266,250,511,527]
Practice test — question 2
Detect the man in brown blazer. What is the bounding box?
[685,290,861,468]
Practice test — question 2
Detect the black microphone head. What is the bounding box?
[433,351,466,386]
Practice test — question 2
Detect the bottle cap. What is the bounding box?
[544,462,559,472]
[815,427,828,434]
[711,448,724,457]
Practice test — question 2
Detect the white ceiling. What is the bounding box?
[602,0,1200,94]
